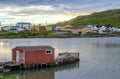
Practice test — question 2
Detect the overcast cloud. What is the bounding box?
[0,0,120,24]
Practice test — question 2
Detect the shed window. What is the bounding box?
[46,49,52,54]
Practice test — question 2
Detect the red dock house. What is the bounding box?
[12,46,55,64]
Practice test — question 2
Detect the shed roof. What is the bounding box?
[13,46,54,51]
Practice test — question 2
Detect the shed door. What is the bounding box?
[16,50,19,62]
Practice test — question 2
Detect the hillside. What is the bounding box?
[65,9,120,27]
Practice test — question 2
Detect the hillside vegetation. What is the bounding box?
[65,9,120,27]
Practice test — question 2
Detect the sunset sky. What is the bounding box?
[0,0,120,25]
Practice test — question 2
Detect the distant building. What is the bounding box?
[39,26,46,31]
[9,26,18,30]
[16,22,32,30]
[54,26,62,31]
[32,25,49,31]
[117,28,120,32]
[88,25,120,34]
[61,25,92,35]
[32,25,40,31]
[46,26,52,31]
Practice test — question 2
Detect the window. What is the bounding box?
[46,49,52,54]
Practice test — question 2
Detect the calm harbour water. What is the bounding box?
[0,37,120,79]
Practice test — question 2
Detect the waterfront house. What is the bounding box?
[93,25,107,34]
[32,25,40,31]
[16,22,32,30]
[46,26,52,31]
[39,26,46,31]
[117,28,120,32]
[61,26,92,35]
[54,26,62,31]
[12,46,55,64]
[89,25,120,34]
[32,25,46,31]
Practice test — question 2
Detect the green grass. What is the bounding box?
[64,9,120,27]
[0,31,54,38]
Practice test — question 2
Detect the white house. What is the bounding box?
[16,22,32,30]
[112,27,117,32]
[88,25,120,34]
[97,26,106,34]
[55,26,62,31]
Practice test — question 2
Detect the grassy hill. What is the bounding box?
[65,9,120,27]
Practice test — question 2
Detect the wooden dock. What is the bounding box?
[1,52,80,73]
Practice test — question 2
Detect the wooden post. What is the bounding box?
[40,64,42,69]
[37,64,38,68]
[24,65,26,69]
[45,64,47,68]
[33,64,35,69]
[20,65,21,70]
[27,64,29,69]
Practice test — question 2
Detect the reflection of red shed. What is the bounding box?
[12,46,55,64]
[39,26,46,31]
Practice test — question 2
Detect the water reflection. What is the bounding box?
[0,41,9,46]
[0,38,120,79]
[0,41,11,62]
[0,63,79,79]
[0,71,54,79]
[91,42,120,48]
[105,44,120,48]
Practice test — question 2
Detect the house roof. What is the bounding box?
[65,26,89,29]
[16,22,32,25]
[13,46,54,51]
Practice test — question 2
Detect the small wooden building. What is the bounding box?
[12,46,55,64]
[39,26,46,31]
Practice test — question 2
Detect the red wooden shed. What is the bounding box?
[12,46,55,64]
[39,26,46,31]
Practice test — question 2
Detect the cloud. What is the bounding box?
[0,0,120,17]
[0,0,120,6]
[0,5,82,16]
[0,0,120,24]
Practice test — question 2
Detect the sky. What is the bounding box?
[0,0,120,25]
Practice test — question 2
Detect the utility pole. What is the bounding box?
[46,21,47,26]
